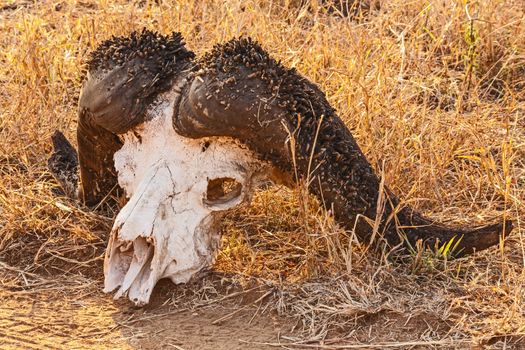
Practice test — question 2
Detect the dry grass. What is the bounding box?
[0,0,524,348]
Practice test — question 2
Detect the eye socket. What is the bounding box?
[204,177,243,208]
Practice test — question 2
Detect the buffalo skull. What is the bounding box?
[49,30,511,305]
[104,87,272,305]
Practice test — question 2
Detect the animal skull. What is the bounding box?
[103,89,268,305]
[47,31,510,307]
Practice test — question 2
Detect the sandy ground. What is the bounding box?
[0,276,292,350]
[2,268,524,349]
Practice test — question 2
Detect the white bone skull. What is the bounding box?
[103,89,268,305]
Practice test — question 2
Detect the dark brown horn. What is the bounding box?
[174,38,511,257]
[48,130,79,198]
[74,29,195,206]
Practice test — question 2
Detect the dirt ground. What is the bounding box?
[0,275,293,350]
[0,279,447,350]
[3,268,520,350]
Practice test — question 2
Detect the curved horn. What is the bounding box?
[174,38,512,257]
[76,29,195,206]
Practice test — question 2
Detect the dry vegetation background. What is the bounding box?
[0,0,524,348]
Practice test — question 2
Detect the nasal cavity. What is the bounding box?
[205,177,242,206]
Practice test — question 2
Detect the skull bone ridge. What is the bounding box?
[103,89,269,305]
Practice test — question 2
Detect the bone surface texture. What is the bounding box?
[104,88,266,305]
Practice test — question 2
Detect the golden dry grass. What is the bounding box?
[1,0,524,348]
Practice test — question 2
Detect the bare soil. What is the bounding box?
[3,266,525,349]
[0,277,291,350]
